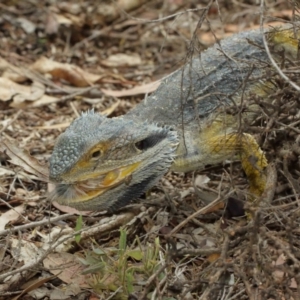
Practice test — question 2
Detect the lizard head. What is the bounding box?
[49,110,179,212]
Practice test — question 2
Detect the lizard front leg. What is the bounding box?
[207,132,267,201]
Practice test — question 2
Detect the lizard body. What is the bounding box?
[49,23,300,211]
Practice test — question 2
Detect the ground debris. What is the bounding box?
[0,0,300,299]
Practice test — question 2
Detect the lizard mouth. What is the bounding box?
[50,162,141,206]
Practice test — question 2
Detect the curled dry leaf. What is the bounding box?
[13,81,45,102]
[12,94,60,108]
[31,57,102,87]
[11,236,39,263]
[102,80,161,97]
[273,254,297,288]
[45,12,60,35]
[101,100,120,116]
[195,174,210,188]
[51,200,92,215]
[16,17,36,34]
[43,252,91,288]
[94,0,148,23]
[118,0,148,11]
[0,58,28,83]
[12,275,56,300]
[0,139,48,182]
[0,78,59,108]
[101,53,142,67]
[0,205,24,231]
[38,226,74,252]
[0,78,31,101]
[57,2,82,15]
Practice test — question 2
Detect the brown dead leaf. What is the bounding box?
[0,58,27,82]
[207,252,221,263]
[118,0,148,12]
[273,254,297,288]
[17,17,36,34]
[31,57,103,87]
[101,100,120,116]
[0,77,59,107]
[200,22,285,45]
[271,9,293,19]
[0,139,48,182]
[51,13,73,26]
[195,175,210,188]
[45,12,60,35]
[0,205,24,231]
[102,80,161,97]
[203,201,225,214]
[35,122,71,130]
[52,199,92,215]
[101,53,142,67]
[12,275,56,300]
[13,81,45,102]
[0,78,31,101]
[11,237,40,263]
[43,252,91,288]
[36,107,116,131]
[11,94,59,108]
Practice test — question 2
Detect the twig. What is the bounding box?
[175,247,221,257]
[0,214,73,236]
[0,111,22,134]
[168,190,235,236]
[138,263,167,300]
[260,0,300,92]
[119,6,208,24]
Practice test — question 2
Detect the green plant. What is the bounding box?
[79,228,164,297]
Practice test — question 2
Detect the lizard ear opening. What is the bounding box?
[134,134,166,151]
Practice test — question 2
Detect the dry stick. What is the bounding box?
[0,211,137,287]
[0,212,134,283]
[281,159,300,209]
[75,4,210,48]
[106,287,123,300]
[258,162,277,208]
[233,265,255,300]
[180,235,230,299]
[260,226,300,267]
[175,247,220,257]
[260,0,300,92]
[0,210,135,238]
[276,121,300,134]
[138,263,167,300]
[69,101,80,117]
[227,287,246,300]
[0,110,22,134]
[0,230,75,282]
[198,239,230,299]
[116,4,208,24]
[0,214,73,236]
[168,190,235,236]
[152,273,167,300]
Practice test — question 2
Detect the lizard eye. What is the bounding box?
[135,140,146,151]
[91,150,102,159]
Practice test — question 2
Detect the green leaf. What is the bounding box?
[125,270,134,293]
[119,228,127,254]
[75,215,83,243]
[92,245,106,256]
[82,261,106,274]
[127,250,143,261]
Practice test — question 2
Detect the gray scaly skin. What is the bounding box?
[49,23,300,212]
